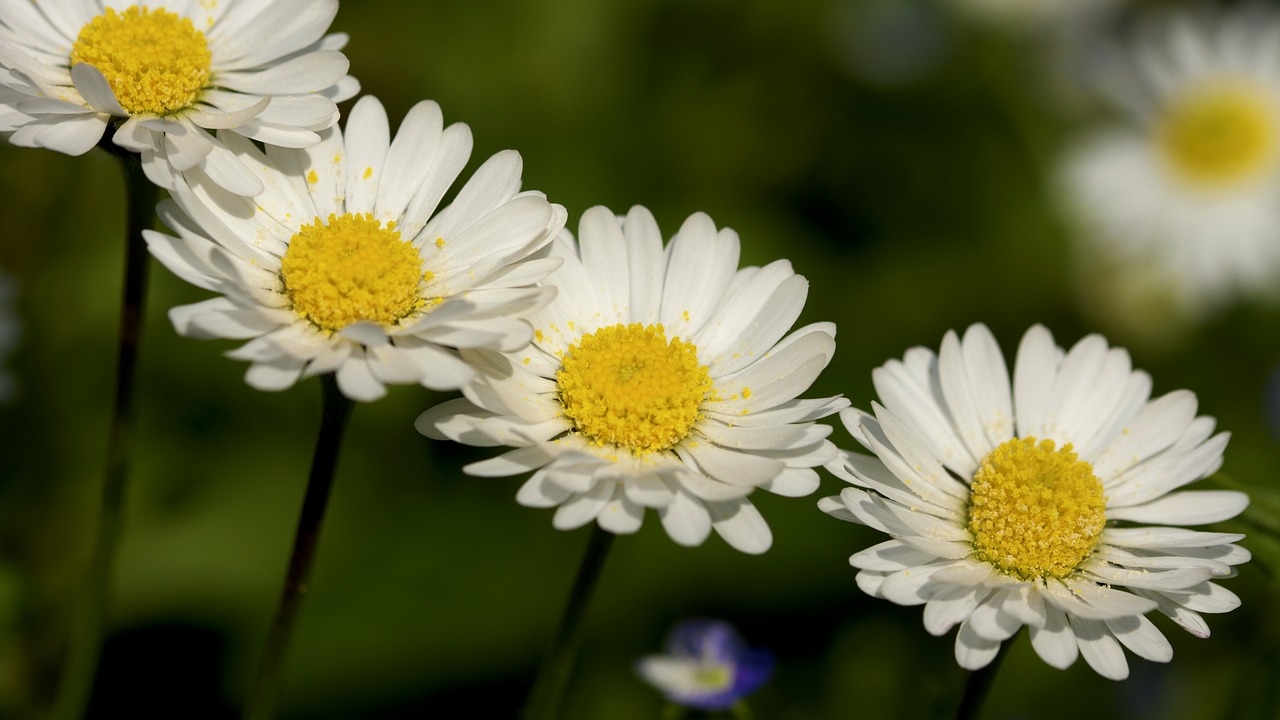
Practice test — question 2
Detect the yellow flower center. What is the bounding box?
[692,664,732,690]
[967,437,1106,581]
[280,213,427,333]
[1158,83,1277,186]
[70,6,211,116]
[557,323,712,454]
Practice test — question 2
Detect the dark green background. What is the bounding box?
[1,0,1278,717]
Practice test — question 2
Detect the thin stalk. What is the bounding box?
[521,524,616,720]
[245,374,355,720]
[954,634,1015,720]
[52,145,158,720]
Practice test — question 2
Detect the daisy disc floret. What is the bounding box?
[1058,7,1280,315]
[418,206,848,554]
[0,0,359,196]
[821,323,1250,680]
[144,95,567,401]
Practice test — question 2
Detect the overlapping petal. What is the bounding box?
[822,323,1247,678]
[147,95,566,401]
[418,206,846,553]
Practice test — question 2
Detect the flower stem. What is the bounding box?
[954,634,1014,720]
[245,374,355,720]
[521,524,616,720]
[51,148,158,720]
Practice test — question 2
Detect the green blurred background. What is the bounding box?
[2,0,1279,717]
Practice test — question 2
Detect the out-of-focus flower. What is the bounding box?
[1059,8,1280,317]
[822,323,1249,680]
[0,0,358,196]
[637,619,773,712]
[418,206,846,554]
[145,95,565,401]
[0,271,18,401]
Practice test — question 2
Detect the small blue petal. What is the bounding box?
[641,619,775,711]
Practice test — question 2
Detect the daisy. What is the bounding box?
[1058,7,1280,315]
[821,323,1249,680]
[417,205,846,554]
[0,0,358,196]
[637,619,774,712]
[144,94,567,401]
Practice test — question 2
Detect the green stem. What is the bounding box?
[51,145,158,720]
[521,524,616,720]
[245,374,355,720]
[954,634,1014,720]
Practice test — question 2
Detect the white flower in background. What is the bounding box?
[821,323,1249,680]
[418,206,846,554]
[145,95,566,401]
[1059,8,1280,316]
[0,0,358,196]
[0,271,18,401]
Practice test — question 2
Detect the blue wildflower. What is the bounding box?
[637,619,774,711]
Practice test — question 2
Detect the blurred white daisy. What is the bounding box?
[1059,8,1280,316]
[145,95,566,401]
[0,0,358,196]
[821,323,1249,680]
[417,206,846,554]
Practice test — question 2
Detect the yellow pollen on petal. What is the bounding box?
[306,169,319,185]
[70,6,211,116]
[557,323,712,454]
[1159,82,1277,186]
[968,437,1106,581]
[280,213,425,333]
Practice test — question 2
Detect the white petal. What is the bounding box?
[516,470,572,509]
[923,584,987,636]
[659,488,713,547]
[705,498,772,554]
[1104,615,1173,663]
[343,95,390,214]
[1028,604,1079,669]
[682,443,784,488]
[954,619,1003,671]
[761,467,821,497]
[1070,617,1129,680]
[596,486,645,534]
[623,205,665,324]
[1107,490,1249,525]
[244,356,305,392]
[70,63,125,116]
[464,445,554,477]
[335,353,386,402]
[217,51,351,95]
[553,481,613,530]
[1012,325,1059,439]
[659,213,739,337]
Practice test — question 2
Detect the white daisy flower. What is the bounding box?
[0,0,358,196]
[417,206,847,554]
[144,95,567,402]
[1059,8,1280,315]
[821,323,1249,680]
